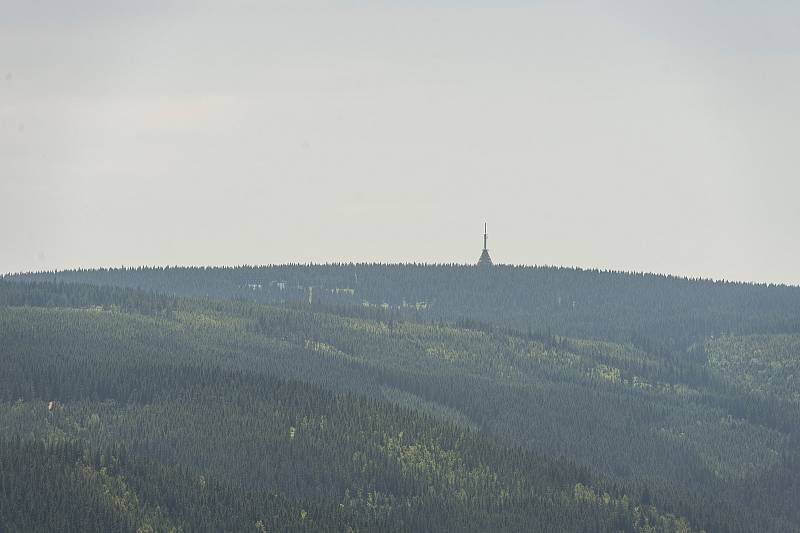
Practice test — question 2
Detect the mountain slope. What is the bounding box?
[0,286,710,531]
[2,280,798,530]
[10,264,800,349]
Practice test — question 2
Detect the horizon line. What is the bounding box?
[3,262,799,289]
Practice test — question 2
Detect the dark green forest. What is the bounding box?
[12,264,800,348]
[2,267,800,531]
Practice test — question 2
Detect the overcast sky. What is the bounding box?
[2,1,799,284]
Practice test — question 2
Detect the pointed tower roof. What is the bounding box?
[477,223,493,267]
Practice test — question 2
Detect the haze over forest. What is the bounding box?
[3,1,800,285]
[3,3,800,532]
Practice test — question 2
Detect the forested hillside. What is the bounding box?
[1,281,708,532]
[11,264,800,351]
[2,279,799,531]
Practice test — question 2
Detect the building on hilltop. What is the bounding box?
[477,223,493,267]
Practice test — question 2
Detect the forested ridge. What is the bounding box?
[1,273,799,531]
[11,264,800,350]
[1,283,698,532]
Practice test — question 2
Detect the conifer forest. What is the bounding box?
[6,2,800,531]
[2,266,799,531]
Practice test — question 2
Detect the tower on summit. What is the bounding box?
[477,223,493,267]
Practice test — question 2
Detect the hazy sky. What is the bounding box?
[2,1,799,284]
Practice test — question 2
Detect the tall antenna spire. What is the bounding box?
[477,222,493,268]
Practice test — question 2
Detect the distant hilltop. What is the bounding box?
[7,263,800,349]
